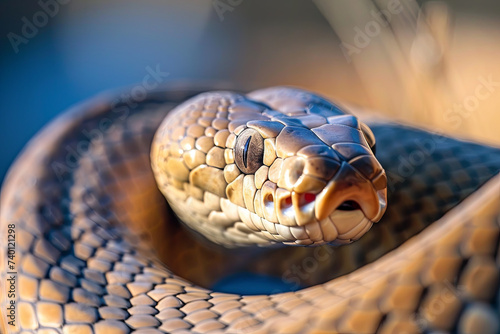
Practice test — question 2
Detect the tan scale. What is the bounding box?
[1,86,500,334]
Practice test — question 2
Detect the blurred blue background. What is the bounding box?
[1,0,498,183]
[0,0,352,184]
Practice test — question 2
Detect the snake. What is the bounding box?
[1,86,500,334]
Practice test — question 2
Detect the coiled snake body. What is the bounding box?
[1,86,500,333]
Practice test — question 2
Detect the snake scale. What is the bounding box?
[1,86,500,334]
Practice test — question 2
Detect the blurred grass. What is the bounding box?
[313,0,500,146]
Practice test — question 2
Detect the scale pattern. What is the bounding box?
[1,88,499,334]
[151,89,385,247]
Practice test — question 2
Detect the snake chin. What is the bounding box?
[335,188,386,243]
[324,209,374,245]
[255,194,384,247]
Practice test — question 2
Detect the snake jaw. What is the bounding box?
[265,160,387,245]
[309,162,387,243]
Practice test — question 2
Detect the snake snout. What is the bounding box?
[315,162,385,222]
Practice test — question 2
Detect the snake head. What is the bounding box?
[152,87,387,247]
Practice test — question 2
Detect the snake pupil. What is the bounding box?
[243,135,251,168]
[234,128,264,174]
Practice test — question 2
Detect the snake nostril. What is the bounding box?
[281,157,305,190]
[337,200,360,211]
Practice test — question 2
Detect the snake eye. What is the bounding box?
[234,128,264,174]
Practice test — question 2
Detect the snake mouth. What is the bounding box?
[260,186,386,246]
[316,186,387,244]
[265,161,387,245]
[298,161,387,244]
[337,200,361,211]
